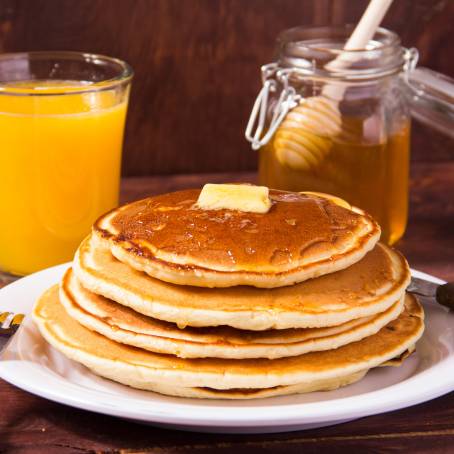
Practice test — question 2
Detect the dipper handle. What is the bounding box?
[324,0,394,100]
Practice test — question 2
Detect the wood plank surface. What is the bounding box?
[0,0,452,175]
[1,161,453,453]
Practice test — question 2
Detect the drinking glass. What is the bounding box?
[0,51,132,275]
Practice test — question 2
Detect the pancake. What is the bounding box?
[93,189,380,288]
[33,286,424,397]
[61,268,405,359]
[105,370,370,399]
[379,345,416,367]
[74,236,410,330]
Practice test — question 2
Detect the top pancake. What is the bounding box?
[94,189,380,288]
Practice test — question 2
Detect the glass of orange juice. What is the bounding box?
[0,52,132,275]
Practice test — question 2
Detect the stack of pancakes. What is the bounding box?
[33,188,425,399]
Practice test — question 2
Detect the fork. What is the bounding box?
[0,312,25,352]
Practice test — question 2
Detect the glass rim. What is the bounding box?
[0,51,133,96]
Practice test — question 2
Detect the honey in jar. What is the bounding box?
[246,25,419,245]
[259,118,410,245]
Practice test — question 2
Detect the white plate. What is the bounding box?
[0,264,453,434]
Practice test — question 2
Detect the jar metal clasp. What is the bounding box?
[403,47,419,81]
[246,47,422,151]
[245,63,300,150]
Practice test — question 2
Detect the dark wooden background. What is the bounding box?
[0,0,452,176]
[0,2,454,450]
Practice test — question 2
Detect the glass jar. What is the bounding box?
[246,26,454,245]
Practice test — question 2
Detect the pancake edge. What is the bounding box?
[32,288,425,390]
[74,240,411,330]
[61,268,406,359]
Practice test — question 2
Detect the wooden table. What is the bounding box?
[1,162,454,453]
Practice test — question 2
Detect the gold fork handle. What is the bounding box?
[0,312,25,338]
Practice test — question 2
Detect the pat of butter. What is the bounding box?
[197,184,272,213]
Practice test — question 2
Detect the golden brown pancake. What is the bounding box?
[33,286,424,398]
[61,267,405,359]
[93,189,380,288]
[131,371,370,399]
[74,236,410,330]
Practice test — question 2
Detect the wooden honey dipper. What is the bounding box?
[274,0,393,171]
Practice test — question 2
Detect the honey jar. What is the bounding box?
[246,26,454,245]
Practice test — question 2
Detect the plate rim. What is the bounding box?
[0,263,452,428]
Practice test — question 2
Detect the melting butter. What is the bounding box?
[196,184,272,213]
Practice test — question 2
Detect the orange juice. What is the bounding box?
[0,81,128,275]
